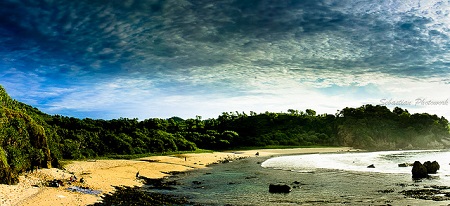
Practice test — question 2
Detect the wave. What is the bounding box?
[261,150,450,175]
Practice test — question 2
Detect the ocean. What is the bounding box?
[148,150,450,205]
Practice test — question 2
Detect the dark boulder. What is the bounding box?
[423,161,440,174]
[412,161,428,178]
[269,184,291,193]
[192,181,202,185]
[431,161,440,172]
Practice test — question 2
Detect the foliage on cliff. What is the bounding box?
[0,86,57,184]
[336,105,449,150]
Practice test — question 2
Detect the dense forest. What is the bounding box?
[1,85,450,184]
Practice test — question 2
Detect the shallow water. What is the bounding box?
[151,150,450,205]
[262,150,450,174]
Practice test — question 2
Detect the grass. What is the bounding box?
[62,145,340,161]
[104,149,214,160]
[229,145,339,151]
[59,149,214,161]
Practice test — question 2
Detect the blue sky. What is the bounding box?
[1,0,450,120]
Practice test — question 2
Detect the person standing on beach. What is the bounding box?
[136,171,139,179]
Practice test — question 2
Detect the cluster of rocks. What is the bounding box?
[400,187,450,201]
[211,156,248,165]
[392,160,441,178]
[137,176,179,190]
[89,186,190,206]
[411,161,440,178]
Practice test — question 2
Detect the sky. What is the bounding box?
[1,0,450,120]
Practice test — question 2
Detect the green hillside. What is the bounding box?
[1,85,449,184]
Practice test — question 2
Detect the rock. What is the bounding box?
[367,164,375,168]
[412,161,428,178]
[377,189,395,193]
[423,161,440,174]
[139,176,178,190]
[430,185,450,190]
[93,186,190,205]
[411,161,440,178]
[192,181,202,185]
[269,184,291,193]
[400,188,450,201]
[398,163,409,167]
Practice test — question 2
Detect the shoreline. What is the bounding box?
[158,149,450,205]
[1,147,354,206]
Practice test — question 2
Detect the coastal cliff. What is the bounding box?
[0,86,54,184]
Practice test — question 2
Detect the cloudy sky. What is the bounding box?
[1,0,450,120]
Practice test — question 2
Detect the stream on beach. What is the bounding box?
[146,150,450,205]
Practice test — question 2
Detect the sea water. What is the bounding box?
[153,150,450,205]
[261,150,450,183]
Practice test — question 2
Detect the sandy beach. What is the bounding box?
[0,147,353,206]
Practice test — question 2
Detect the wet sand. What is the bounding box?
[0,147,353,206]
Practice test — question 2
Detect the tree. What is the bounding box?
[305,109,316,116]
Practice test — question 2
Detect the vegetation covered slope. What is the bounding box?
[0,86,58,184]
[1,85,449,184]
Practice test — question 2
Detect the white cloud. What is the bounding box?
[2,0,450,120]
[35,68,450,120]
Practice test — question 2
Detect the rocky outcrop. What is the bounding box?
[423,161,440,174]
[401,187,450,201]
[28,123,52,169]
[269,184,291,193]
[411,161,440,178]
[398,163,412,167]
[0,168,19,185]
[0,85,55,185]
[0,148,19,185]
[412,161,428,178]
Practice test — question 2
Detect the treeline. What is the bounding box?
[46,107,450,154]
[1,85,450,184]
[336,105,450,150]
